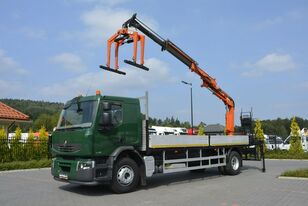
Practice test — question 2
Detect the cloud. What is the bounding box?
[41,57,177,100]
[253,10,304,31]
[0,80,22,96]
[81,7,132,42]
[50,53,86,73]
[66,0,129,6]
[241,53,296,77]
[295,81,308,90]
[20,27,47,39]
[274,102,308,110]
[0,49,27,75]
[60,5,158,46]
[254,17,283,31]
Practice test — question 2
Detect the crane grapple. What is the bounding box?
[101,13,235,135]
[100,28,149,75]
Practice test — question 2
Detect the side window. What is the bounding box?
[111,104,123,126]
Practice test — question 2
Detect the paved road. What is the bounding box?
[0,160,307,206]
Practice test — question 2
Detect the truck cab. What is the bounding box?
[51,93,143,186]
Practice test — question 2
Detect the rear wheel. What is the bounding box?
[225,151,241,175]
[110,157,139,193]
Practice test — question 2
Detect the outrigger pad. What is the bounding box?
[99,65,126,75]
[124,60,149,71]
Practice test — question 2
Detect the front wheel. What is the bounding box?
[225,151,241,175]
[110,157,139,193]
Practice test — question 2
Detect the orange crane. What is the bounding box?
[100,14,235,135]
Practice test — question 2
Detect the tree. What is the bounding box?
[25,128,35,160]
[289,117,303,155]
[38,126,49,159]
[197,123,205,135]
[38,126,48,140]
[182,121,191,129]
[0,128,6,139]
[34,113,59,132]
[254,119,264,141]
[11,127,22,161]
[0,128,10,163]
[175,118,181,127]
[254,119,265,156]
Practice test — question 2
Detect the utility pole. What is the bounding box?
[181,81,193,134]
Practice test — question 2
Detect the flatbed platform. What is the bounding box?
[149,135,249,148]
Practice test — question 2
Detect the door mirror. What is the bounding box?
[102,102,111,111]
[99,112,112,126]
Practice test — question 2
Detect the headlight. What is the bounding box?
[52,158,56,168]
[77,161,95,170]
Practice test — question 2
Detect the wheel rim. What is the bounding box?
[231,156,239,171]
[116,165,134,186]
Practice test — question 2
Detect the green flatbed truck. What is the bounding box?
[51,92,265,193]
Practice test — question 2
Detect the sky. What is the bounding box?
[0,0,308,126]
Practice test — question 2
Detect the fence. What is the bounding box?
[0,138,50,163]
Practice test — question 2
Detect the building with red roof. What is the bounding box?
[0,102,31,138]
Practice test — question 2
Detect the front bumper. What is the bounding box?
[51,157,113,184]
[54,177,101,186]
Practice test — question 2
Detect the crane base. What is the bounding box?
[100,65,126,75]
[124,60,149,71]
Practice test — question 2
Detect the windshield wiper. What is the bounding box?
[57,123,92,131]
[56,126,84,131]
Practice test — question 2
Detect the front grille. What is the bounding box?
[59,162,71,172]
[53,144,81,152]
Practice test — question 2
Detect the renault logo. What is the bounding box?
[64,140,67,146]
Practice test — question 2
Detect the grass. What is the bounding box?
[265,150,308,159]
[0,159,51,171]
[281,168,308,178]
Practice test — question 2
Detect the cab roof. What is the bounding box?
[69,95,139,104]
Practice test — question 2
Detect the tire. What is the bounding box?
[225,151,241,175]
[218,166,227,175]
[110,157,140,193]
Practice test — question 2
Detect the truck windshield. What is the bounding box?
[57,100,98,129]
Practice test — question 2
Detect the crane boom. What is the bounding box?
[101,13,235,135]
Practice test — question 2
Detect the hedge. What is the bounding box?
[0,138,49,163]
[265,150,308,159]
[0,159,51,171]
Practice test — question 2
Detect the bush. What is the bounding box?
[289,117,304,155]
[0,128,10,163]
[197,124,205,135]
[10,127,23,161]
[0,127,50,163]
[0,159,51,171]
[38,126,49,159]
[24,129,35,161]
[281,168,308,178]
[266,150,308,159]
[254,119,265,156]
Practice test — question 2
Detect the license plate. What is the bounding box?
[59,173,68,180]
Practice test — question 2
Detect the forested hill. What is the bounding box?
[0,99,64,120]
[260,117,308,139]
[0,99,307,138]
